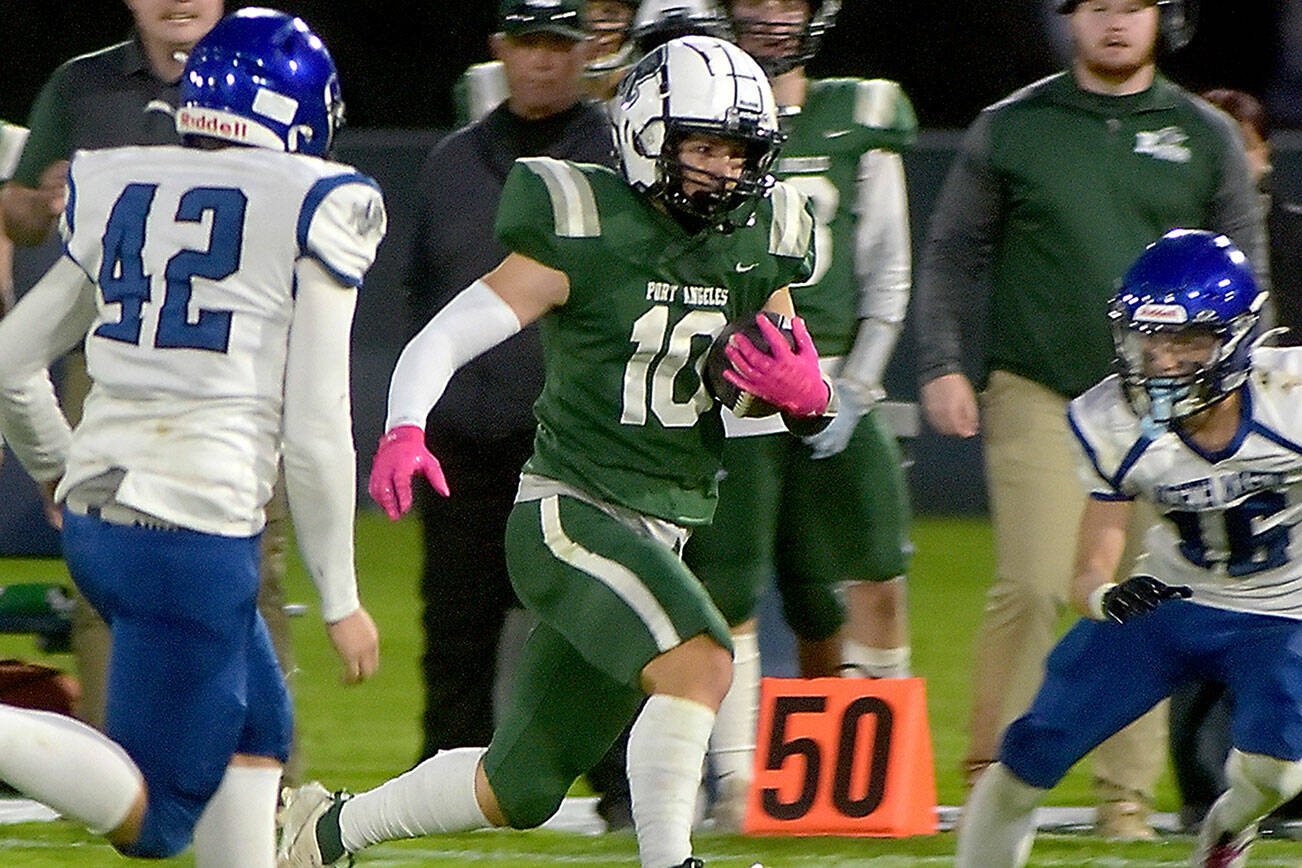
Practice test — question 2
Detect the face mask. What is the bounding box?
[1138,378,1189,438]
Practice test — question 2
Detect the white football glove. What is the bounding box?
[802,382,877,459]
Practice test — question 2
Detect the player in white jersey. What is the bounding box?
[0,10,381,865]
[955,229,1302,868]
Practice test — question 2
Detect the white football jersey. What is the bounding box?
[58,145,386,536]
[1069,347,1302,619]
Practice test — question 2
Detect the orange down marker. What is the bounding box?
[743,676,937,836]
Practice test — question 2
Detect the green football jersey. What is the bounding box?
[495,157,815,525]
[776,78,916,356]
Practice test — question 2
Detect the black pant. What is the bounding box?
[417,429,533,759]
[1169,679,1302,828]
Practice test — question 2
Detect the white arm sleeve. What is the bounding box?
[842,149,911,401]
[385,279,523,430]
[282,257,362,623]
[0,256,96,481]
[0,124,28,181]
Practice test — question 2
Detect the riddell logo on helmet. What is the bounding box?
[177,108,249,140]
[1134,302,1188,324]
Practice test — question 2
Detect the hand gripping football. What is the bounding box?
[703,311,797,418]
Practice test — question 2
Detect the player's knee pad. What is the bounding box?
[495,770,569,830]
[999,716,1072,791]
[236,696,293,764]
[778,581,845,642]
[116,797,199,859]
[1228,750,1302,806]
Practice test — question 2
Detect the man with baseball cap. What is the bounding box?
[403,0,616,800]
[916,0,1263,844]
[500,0,588,38]
[1057,0,1152,10]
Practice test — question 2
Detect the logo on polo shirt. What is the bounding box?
[1134,126,1191,163]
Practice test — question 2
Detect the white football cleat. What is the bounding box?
[1191,822,1256,868]
[277,781,348,867]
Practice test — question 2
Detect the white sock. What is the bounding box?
[193,764,281,868]
[628,694,715,868]
[340,746,489,852]
[841,640,911,678]
[1199,750,1302,855]
[955,763,1045,868]
[0,704,142,834]
[708,629,759,827]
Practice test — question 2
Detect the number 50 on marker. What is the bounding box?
[743,677,938,837]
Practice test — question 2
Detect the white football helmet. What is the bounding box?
[630,0,731,55]
[612,35,783,226]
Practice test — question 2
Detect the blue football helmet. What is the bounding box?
[177,8,343,157]
[1110,229,1263,432]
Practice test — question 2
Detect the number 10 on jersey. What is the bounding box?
[744,677,937,837]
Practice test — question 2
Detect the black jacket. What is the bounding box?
[405,100,615,441]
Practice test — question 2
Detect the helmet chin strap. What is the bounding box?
[1139,378,1188,438]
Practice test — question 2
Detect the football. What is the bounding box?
[703,310,797,418]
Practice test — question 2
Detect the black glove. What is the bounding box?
[1100,575,1193,624]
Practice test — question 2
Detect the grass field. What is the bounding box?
[1,512,1300,866]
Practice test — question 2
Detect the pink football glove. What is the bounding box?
[368,425,449,520]
[722,315,830,417]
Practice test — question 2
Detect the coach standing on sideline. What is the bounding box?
[913,0,1264,840]
[405,0,616,763]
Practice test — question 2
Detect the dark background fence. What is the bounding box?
[2,0,1297,132]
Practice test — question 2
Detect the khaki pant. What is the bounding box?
[966,370,1165,800]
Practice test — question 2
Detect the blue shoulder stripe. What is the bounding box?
[1067,404,1115,493]
[1113,436,1154,490]
[1249,421,1302,457]
[65,167,77,236]
[296,172,382,286]
[61,168,96,281]
[1067,402,1152,496]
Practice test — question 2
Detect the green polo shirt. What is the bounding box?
[916,72,1262,398]
[13,36,182,188]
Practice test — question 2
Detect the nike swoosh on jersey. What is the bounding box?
[823,129,853,138]
[735,262,758,272]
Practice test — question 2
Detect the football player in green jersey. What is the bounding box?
[278,36,827,868]
[583,0,640,98]
[681,0,918,829]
